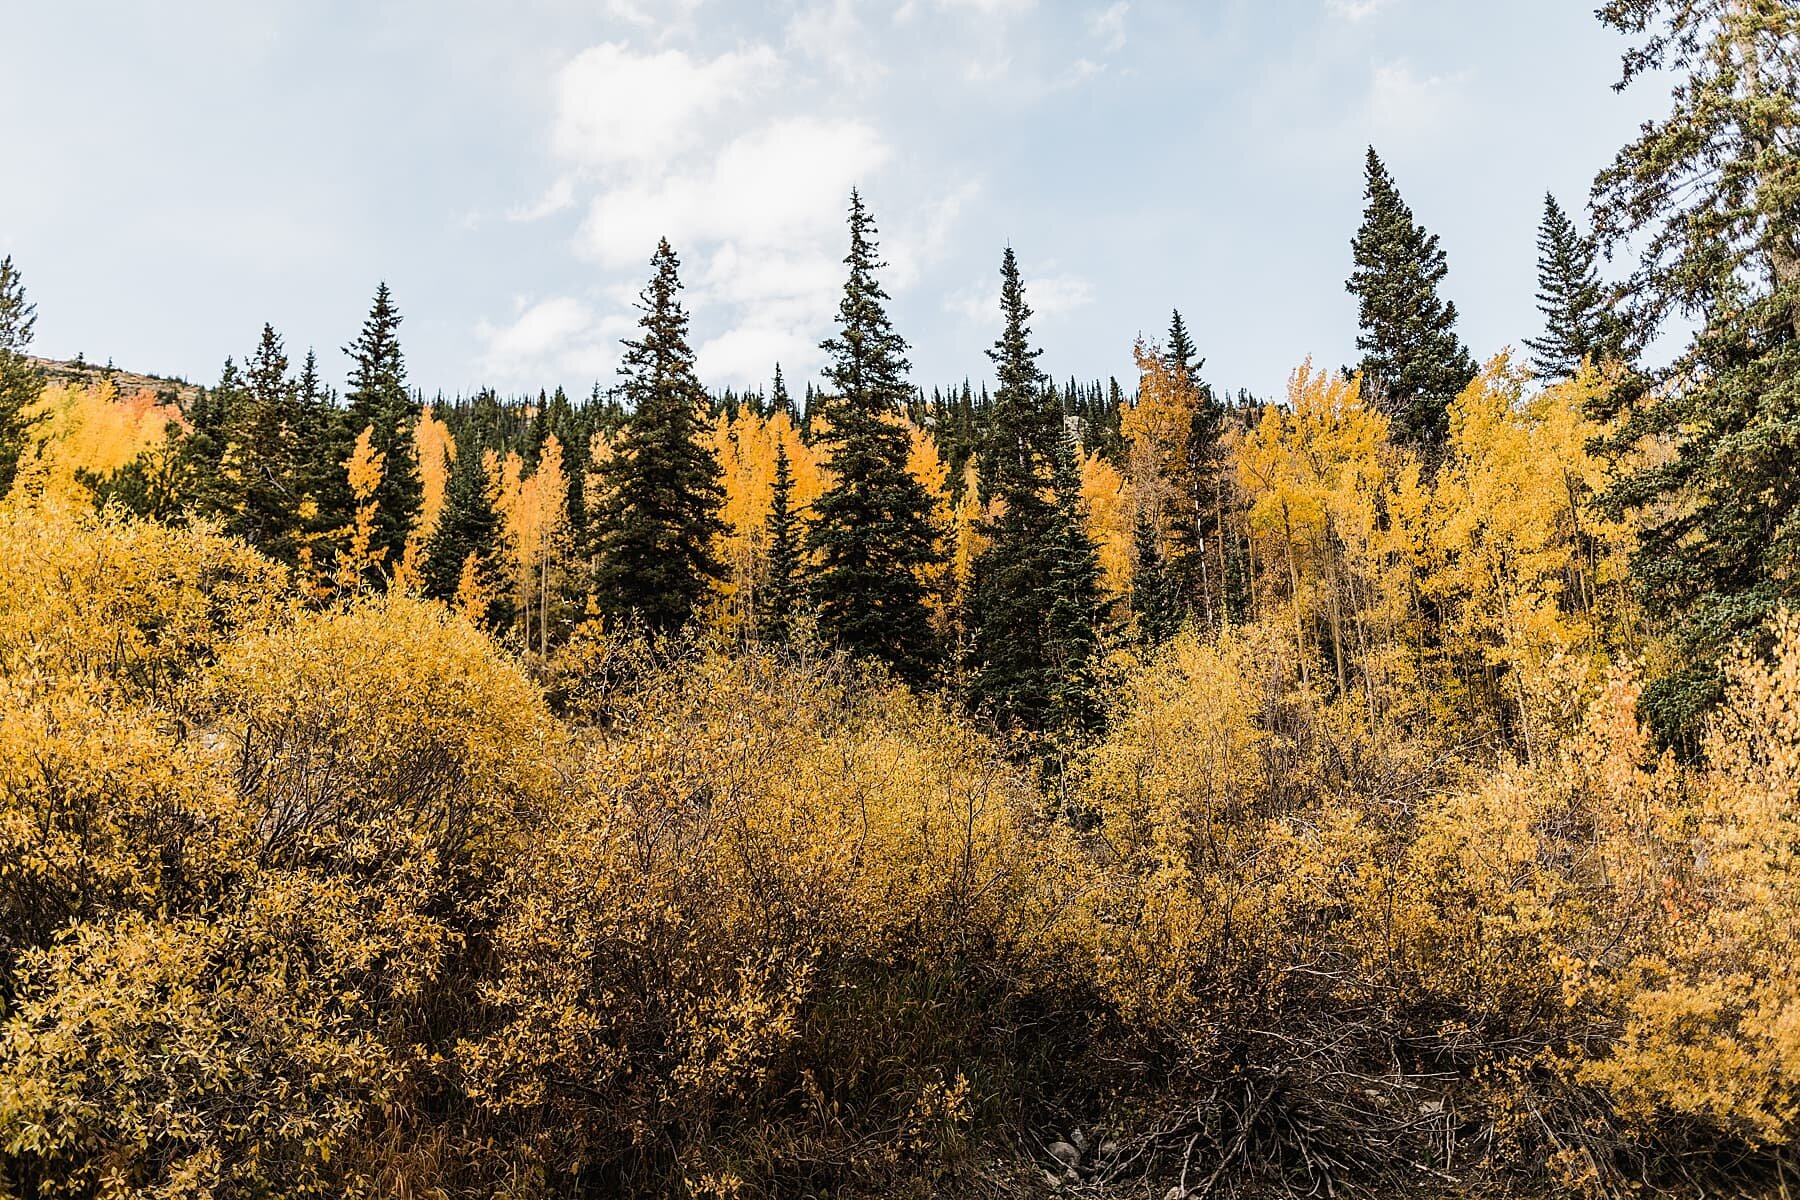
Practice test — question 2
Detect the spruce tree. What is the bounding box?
[233,324,305,563]
[0,256,44,495]
[806,191,942,683]
[965,246,1091,729]
[1525,193,1625,379]
[175,359,243,520]
[762,440,803,638]
[593,239,726,634]
[1165,309,1200,385]
[1347,148,1476,451]
[1130,510,1182,644]
[1591,0,1800,747]
[425,435,510,631]
[769,363,795,422]
[1044,426,1105,733]
[336,283,421,573]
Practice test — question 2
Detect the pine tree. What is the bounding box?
[1592,0,1800,747]
[233,324,306,563]
[965,247,1087,729]
[1347,148,1476,451]
[769,363,795,422]
[0,256,44,496]
[175,359,243,520]
[424,435,510,631]
[762,440,803,638]
[1165,309,1200,385]
[336,283,421,575]
[1044,426,1106,733]
[593,239,726,634]
[1131,510,1182,644]
[806,191,943,683]
[1525,193,1625,379]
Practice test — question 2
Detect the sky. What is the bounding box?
[1,0,1670,403]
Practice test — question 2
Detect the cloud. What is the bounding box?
[603,0,706,37]
[1366,61,1463,141]
[936,0,1036,16]
[550,41,778,170]
[786,0,886,83]
[578,117,891,268]
[1327,0,1389,20]
[569,117,895,386]
[947,266,1094,326]
[508,178,575,222]
[1089,1,1128,52]
[474,296,633,389]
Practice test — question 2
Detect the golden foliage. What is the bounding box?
[10,382,179,505]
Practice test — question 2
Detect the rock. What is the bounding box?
[1164,1187,1188,1200]
[1048,1141,1082,1169]
[1098,1138,1121,1159]
[1041,1169,1064,1188]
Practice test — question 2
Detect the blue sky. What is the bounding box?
[2,0,1667,401]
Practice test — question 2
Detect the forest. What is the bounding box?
[0,2,1797,1197]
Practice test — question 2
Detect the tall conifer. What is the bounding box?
[593,239,726,633]
[806,191,942,683]
[425,435,510,631]
[337,283,421,573]
[1592,0,1800,746]
[965,247,1090,729]
[1525,193,1625,379]
[762,440,802,638]
[1347,148,1476,451]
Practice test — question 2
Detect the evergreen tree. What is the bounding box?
[762,440,803,638]
[1347,148,1476,451]
[174,359,243,520]
[233,324,305,563]
[593,239,726,634]
[424,434,511,632]
[1044,426,1105,733]
[336,283,421,574]
[1525,193,1625,379]
[1130,510,1182,645]
[806,191,942,683]
[1165,309,1201,384]
[965,247,1092,729]
[1592,0,1800,747]
[769,363,795,422]
[0,256,44,495]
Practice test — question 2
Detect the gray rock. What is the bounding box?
[1048,1141,1082,1169]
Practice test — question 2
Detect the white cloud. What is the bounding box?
[570,117,895,387]
[786,0,886,83]
[475,296,634,390]
[508,177,575,222]
[887,180,982,288]
[578,117,891,268]
[947,266,1094,326]
[1327,0,1389,20]
[550,42,778,170]
[1089,1,1128,52]
[936,0,1036,16]
[603,0,706,37]
[1367,61,1463,141]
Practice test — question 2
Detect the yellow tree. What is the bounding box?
[1122,340,1199,553]
[1234,362,1399,706]
[1079,448,1132,599]
[334,425,387,594]
[1423,355,1631,757]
